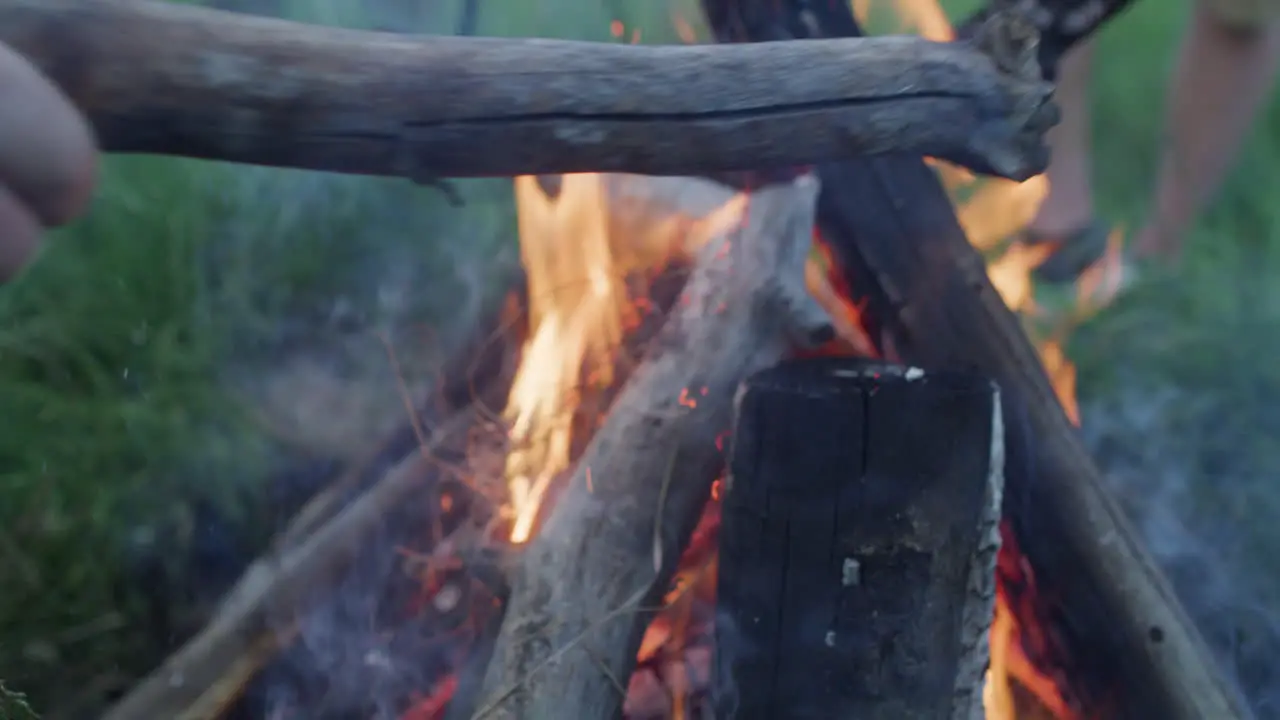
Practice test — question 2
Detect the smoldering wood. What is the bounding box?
[715,357,1003,720]
[700,1,1251,718]
[470,176,835,719]
[274,279,524,551]
[101,409,479,720]
[100,297,523,720]
[0,0,1054,183]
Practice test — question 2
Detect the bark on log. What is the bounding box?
[701,2,1251,719]
[0,0,1054,182]
[471,176,835,719]
[715,357,1003,720]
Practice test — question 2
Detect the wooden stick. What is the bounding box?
[716,358,1003,719]
[471,176,835,719]
[100,407,479,720]
[700,2,1252,718]
[0,0,1053,182]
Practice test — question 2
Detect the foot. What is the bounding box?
[1020,221,1112,283]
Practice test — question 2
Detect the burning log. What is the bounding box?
[471,175,835,719]
[824,157,1247,720]
[100,408,479,720]
[702,1,1251,718]
[100,296,523,720]
[0,0,1056,182]
[716,357,1003,720]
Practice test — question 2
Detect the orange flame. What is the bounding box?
[502,173,868,544]
[499,165,1120,718]
[498,159,1125,715]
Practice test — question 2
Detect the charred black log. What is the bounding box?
[715,357,1002,720]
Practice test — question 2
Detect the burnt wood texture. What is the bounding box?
[715,357,1003,720]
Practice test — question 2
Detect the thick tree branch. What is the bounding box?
[1,0,1052,181]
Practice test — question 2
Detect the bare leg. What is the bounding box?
[1028,41,1097,237]
[1135,2,1280,260]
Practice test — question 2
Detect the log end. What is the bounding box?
[716,356,1003,719]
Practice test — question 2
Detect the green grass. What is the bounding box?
[0,155,531,707]
[4,0,1280,715]
[0,158,244,699]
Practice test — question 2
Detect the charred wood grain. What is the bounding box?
[715,357,1002,720]
[0,0,1052,182]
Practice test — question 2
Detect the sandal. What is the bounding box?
[1020,221,1113,284]
[1028,226,1152,321]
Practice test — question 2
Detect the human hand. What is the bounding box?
[0,41,98,282]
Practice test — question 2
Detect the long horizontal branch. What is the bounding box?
[0,0,1052,181]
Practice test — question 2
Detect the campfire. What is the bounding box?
[384,152,1112,720]
[439,4,1125,717]
[42,0,1251,719]
[398,163,1092,718]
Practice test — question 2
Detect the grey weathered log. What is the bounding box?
[471,176,835,719]
[0,0,1053,182]
[715,358,1002,720]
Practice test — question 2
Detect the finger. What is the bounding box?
[0,181,43,282]
[0,42,98,228]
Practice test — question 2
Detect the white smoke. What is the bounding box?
[1081,380,1280,716]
